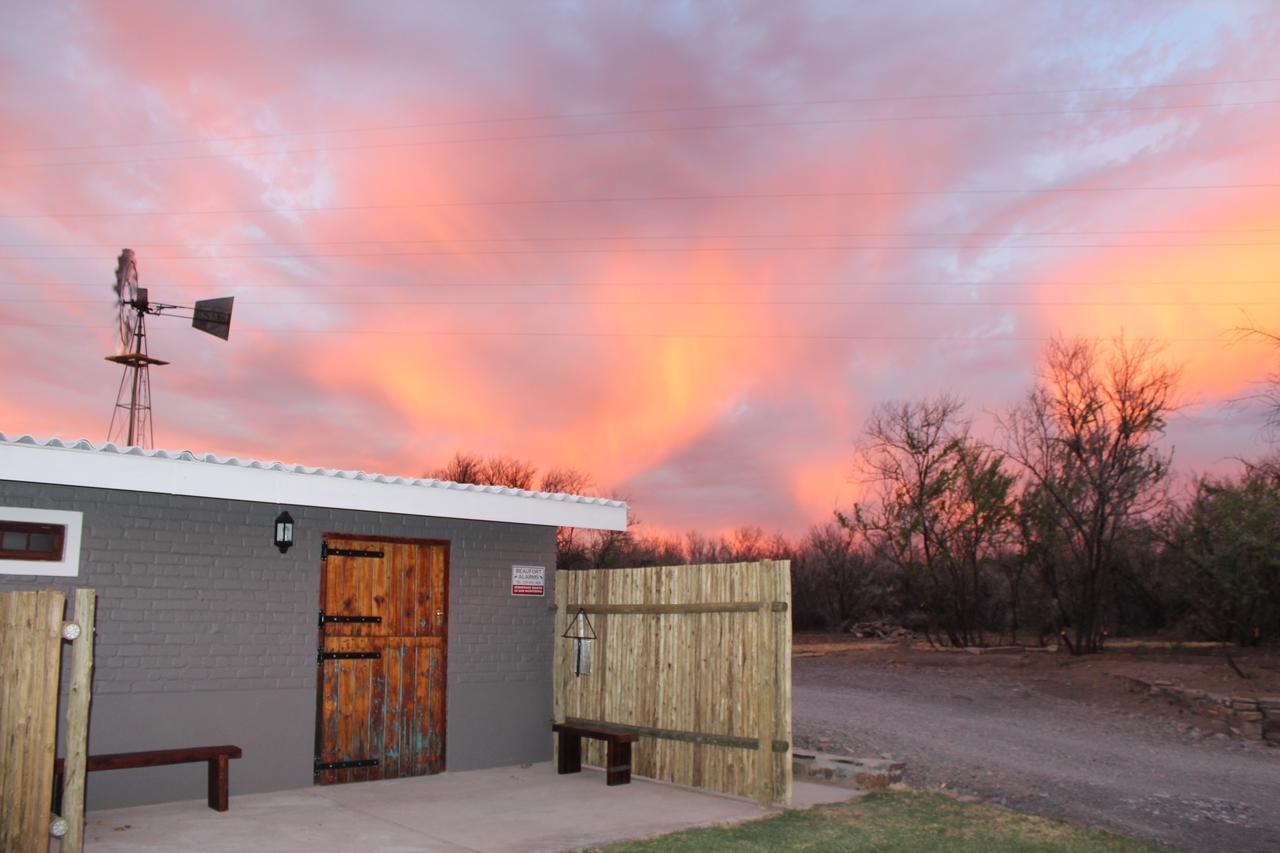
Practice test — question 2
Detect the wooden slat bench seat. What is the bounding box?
[54,745,243,812]
[552,723,639,786]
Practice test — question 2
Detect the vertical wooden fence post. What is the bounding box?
[755,563,776,807]
[775,560,793,807]
[60,588,96,853]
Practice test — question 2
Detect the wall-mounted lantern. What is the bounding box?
[561,607,597,677]
[273,511,295,554]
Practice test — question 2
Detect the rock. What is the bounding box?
[793,751,906,790]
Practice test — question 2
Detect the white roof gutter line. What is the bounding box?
[0,443,629,532]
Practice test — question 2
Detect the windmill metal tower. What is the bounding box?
[105,249,234,448]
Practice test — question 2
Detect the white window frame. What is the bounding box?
[0,507,83,577]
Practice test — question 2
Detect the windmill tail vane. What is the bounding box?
[104,248,234,449]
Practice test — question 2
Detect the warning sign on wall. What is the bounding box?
[511,565,546,596]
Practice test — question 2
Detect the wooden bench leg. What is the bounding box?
[208,755,230,811]
[606,740,631,786]
[557,732,583,775]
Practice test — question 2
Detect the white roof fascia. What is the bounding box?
[0,439,627,532]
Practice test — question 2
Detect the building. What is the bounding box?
[0,433,627,808]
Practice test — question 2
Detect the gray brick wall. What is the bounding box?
[0,478,557,806]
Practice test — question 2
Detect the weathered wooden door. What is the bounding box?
[315,536,448,785]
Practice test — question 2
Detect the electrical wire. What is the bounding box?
[2,297,1276,308]
[0,318,1238,344]
[7,74,1277,156]
[4,240,1279,260]
[6,97,1278,170]
[5,226,1280,250]
[6,181,1279,219]
[2,279,1274,290]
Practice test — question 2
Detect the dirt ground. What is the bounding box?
[791,635,1280,852]
[794,634,1280,732]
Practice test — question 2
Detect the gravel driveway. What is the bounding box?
[793,654,1280,852]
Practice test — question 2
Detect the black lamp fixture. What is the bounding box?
[273,511,295,554]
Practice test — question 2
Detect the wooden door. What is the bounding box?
[315,536,448,785]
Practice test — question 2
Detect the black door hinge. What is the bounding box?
[317,650,382,663]
[321,542,385,560]
[318,609,383,627]
[314,758,380,773]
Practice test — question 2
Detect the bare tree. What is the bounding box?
[428,451,537,489]
[1236,326,1280,439]
[539,466,593,495]
[428,451,487,484]
[484,456,538,490]
[684,531,727,564]
[1003,337,1177,654]
[843,396,1016,647]
[798,521,890,628]
[728,526,768,561]
[538,467,596,567]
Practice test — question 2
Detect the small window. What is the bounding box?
[0,521,66,561]
[0,508,82,577]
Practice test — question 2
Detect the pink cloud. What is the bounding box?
[3,1,1279,534]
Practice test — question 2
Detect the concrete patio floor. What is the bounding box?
[72,762,859,852]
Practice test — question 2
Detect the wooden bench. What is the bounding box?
[54,745,243,812]
[552,723,639,786]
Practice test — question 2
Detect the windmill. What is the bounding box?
[106,248,234,448]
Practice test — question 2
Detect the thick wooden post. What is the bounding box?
[60,589,97,853]
[774,561,793,807]
[755,565,776,807]
[0,590,66,853]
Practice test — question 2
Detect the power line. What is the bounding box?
[6,181,1278,220]
[6,97,1278,170]
[0,318,1236,344]
[4,297,1277,308]
[7,74,1277,155]
[3,279,1275,290]
[3,240,1278,261]
[8,226,1280,249]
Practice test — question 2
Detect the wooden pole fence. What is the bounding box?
[553,561,792,806]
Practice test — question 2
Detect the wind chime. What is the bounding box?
[561,607,597,677]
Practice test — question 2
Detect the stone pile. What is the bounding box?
[845,619,916,640]
[792,751,907,790]
[1132,677,1280,745]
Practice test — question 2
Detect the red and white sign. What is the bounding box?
[511,565,545,596]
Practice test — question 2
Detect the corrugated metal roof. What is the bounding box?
[0,433,622,506]
[0,433,628,530]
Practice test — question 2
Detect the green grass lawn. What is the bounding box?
[598,789,1162,852]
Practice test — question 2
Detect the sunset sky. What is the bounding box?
[2,1,1278,536]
